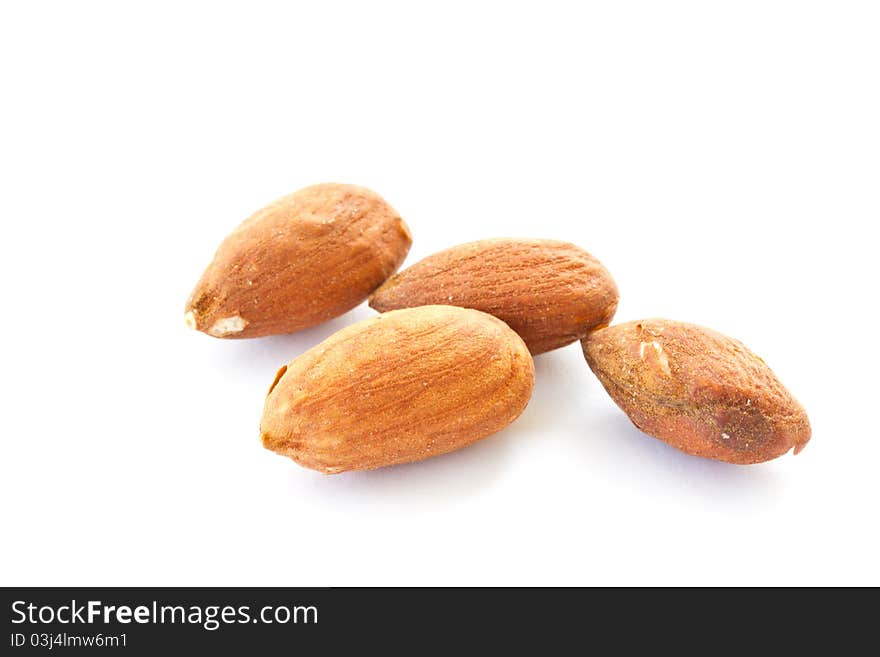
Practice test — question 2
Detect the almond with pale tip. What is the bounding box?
[185,183,412,338]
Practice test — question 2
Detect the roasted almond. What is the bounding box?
[369,238,618,355]
[582,319,811,464]
[185,183,411,338]
[260,305,534,473]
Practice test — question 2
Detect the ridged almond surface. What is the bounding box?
[260,305,534,473]
[185,183,411,338]
[582,319,811,464]
[369,239,618,355]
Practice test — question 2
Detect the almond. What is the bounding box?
[369,239,618,355]
[582,319,811,464]
[185,183,411,338]
[260,305,534,473]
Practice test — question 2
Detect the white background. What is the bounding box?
[1,1,878,586]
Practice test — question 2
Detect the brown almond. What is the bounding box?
[185,183,411,338]
[582,319,811,464]
[369,238,619,355]
[260,305,534,473]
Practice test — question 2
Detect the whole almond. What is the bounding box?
[185,183,412,338]
[369,238,619,355]
[260,305,534,473]
[582,319,810,464]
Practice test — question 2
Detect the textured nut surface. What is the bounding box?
[582,319,811,464]
[186,183,411,338]
[261,305,535,473]
[369,238,618,355]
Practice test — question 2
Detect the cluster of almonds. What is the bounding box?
[186,183,810,473]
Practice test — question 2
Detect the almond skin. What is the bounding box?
[185,183,412,338]
[260,305,534,473]
[582,319,811,464]
[369,239,618,355]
